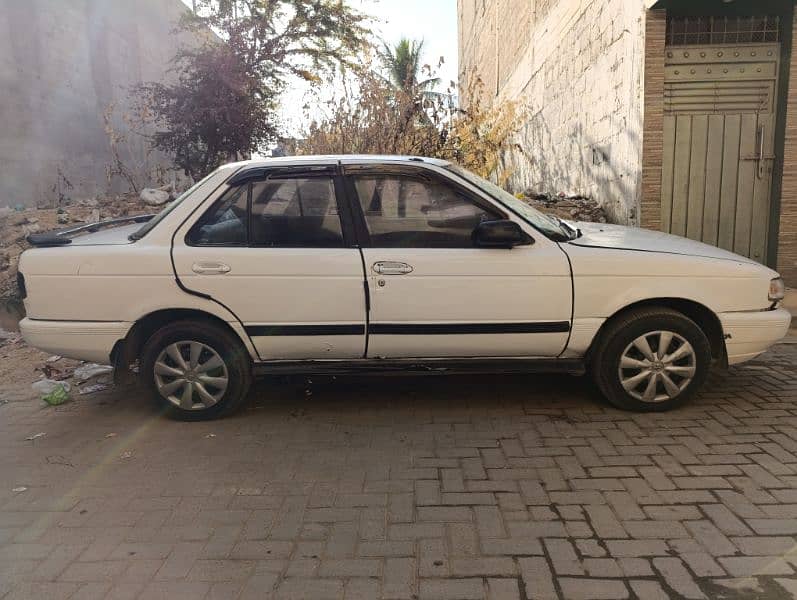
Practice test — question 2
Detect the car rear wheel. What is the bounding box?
[141,320,252,420]
[591,307,712,411]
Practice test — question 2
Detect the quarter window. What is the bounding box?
[353,174,500,248]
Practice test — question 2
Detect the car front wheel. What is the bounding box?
[591,307,712,411]
[141,320,252,420]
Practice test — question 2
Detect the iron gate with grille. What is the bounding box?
[660,16,781,263]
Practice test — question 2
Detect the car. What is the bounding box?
[18,155,791,420]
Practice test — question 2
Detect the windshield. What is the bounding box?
[129,170,221,241]
[444,164,574,241]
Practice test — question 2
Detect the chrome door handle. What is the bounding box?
[192,261,231,275]
[373,261,413,275]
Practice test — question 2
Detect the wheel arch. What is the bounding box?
[111,308,255,382]
[586,298,726,366]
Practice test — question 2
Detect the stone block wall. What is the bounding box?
[458,0,648,225]
[0,0,198,207]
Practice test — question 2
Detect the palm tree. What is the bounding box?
[380,38,440,96]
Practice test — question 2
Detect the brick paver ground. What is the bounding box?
[1,343,796,599]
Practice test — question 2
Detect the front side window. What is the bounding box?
[353,174,500,248]
[187,175,344,247]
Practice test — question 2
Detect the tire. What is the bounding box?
[140,319,252,420]
[591,307,711,412]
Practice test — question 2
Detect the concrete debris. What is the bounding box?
[25,432,46,440]
[520,190,608,223]
[139,188,171,206]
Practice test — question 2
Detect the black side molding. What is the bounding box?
[245,324,365,336]
[370,322,571,335]
[244,322,571,337]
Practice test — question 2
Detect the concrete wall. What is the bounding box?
[0,0,196,207]
[458,0,648,224]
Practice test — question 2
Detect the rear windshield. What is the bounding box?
[129,169,229,241]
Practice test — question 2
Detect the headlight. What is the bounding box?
[769,277,785,302]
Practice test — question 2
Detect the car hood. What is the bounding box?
[565,221,757,263]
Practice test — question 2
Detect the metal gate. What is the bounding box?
[661,17,781,263]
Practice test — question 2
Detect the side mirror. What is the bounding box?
[473,219,534,248]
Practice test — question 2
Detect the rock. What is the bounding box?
[57,213,70,225]
[0,252,9,271]
[139,188,170,206]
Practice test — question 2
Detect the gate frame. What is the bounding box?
[640,1,797,285]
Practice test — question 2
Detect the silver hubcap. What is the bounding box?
[154,341,228,410]
[618,330,696,403]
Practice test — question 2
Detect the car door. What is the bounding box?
[171,166,367,360]
[344,163,572,358]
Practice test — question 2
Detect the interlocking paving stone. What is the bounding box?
[1,344,797,598]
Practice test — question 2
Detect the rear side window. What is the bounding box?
[187,175,344,247]
[251,177,343,247]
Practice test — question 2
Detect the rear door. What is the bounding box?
[344,163,572,358]
[172,166,367,360]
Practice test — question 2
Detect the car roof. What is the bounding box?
[224,154,452,169]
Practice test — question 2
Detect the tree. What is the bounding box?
[136,0,369,179]
[380,38,439,95]
[136,45,277,180]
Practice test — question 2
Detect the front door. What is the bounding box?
[344,165,572,358]
[172,167,367,360]
[661,21,781,264]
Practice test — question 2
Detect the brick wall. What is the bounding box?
[458,0,648,225]
[777,12,797,284]
[639,10,666,231]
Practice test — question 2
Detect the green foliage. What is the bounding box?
[298,45,519,181]
[136,0,369,179]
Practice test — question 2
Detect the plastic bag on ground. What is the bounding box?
[32,379,71,405]
[73,363,114,382]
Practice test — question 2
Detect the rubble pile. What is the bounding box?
[0,192,163,300]
[520,191,608,223]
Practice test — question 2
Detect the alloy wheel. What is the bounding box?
[153,341,229,410]
[618,330,696,403]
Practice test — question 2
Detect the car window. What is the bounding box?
[187,185,248,245]
[353,174,500,248]
[250,176,343,247]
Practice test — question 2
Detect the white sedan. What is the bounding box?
[18,156,790,419]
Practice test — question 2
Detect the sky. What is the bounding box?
[179,0,458,134]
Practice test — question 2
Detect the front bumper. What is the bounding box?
[719,308,791,365]
[19,318,131,364]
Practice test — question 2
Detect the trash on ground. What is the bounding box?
[25,432,46,440]
[205,433,216,438]
[32,379,71,405]
[120,450,133,459]
[73,363,114,382]
[11,486,27,493]
[79,383,109,395]
[46,355,61,363]
[105,432,117,438]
